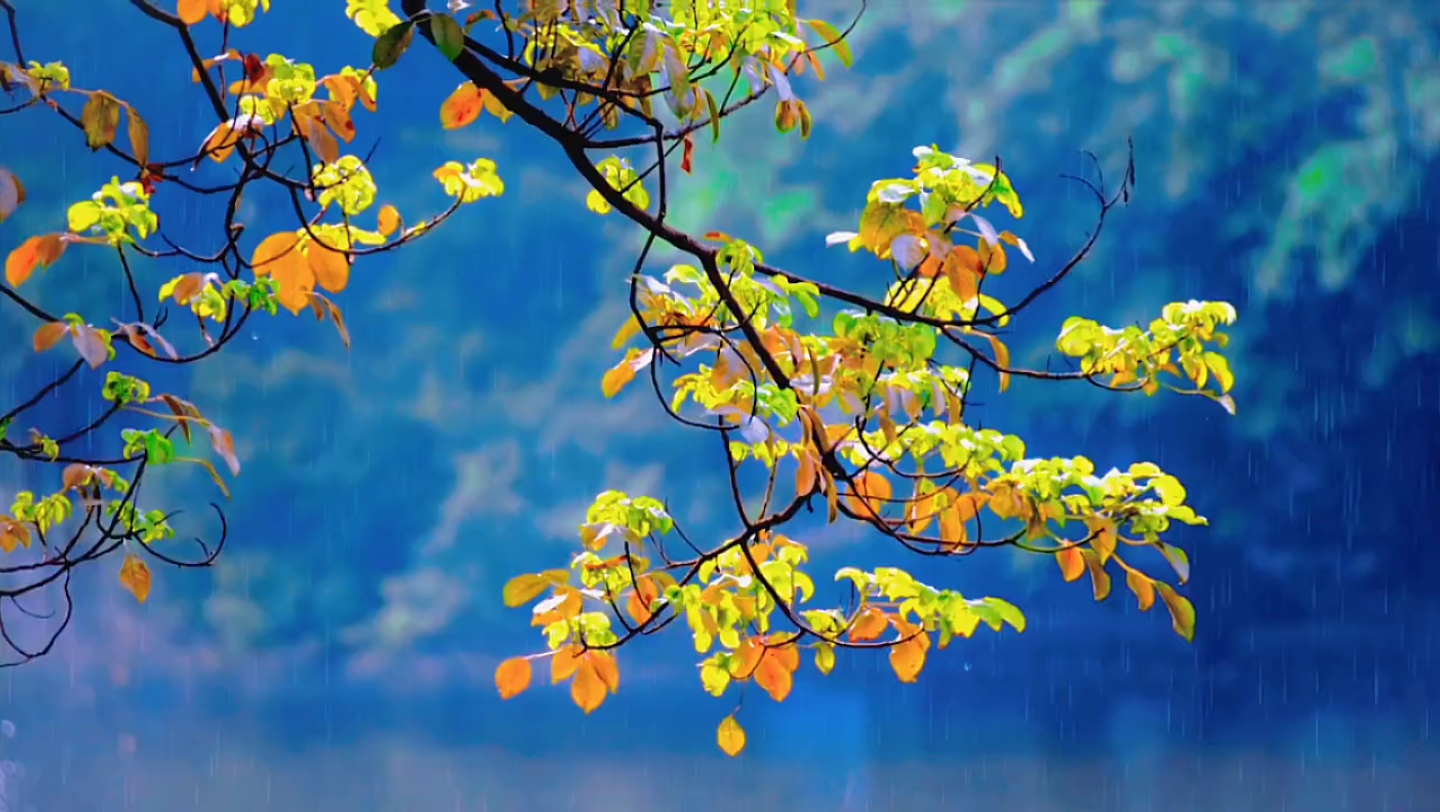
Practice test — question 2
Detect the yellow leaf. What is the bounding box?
[300,112,340,166]
[717,715,746,757]
[1126,569,1156,612]
[376,204,401,237]
[119,553,152,604]
[439,83,484,130]
[251,231,302,275]
[80,91,122,150]
[588,651,620,694]
[571,658,608,714]
[199,121,241,163]
[601,357,637,398]
[494,656,532,699]
[943,246,982,300]
[814,642,835,675]
[1056,546,1085,582]
[551,645,583,684]
[1154,583,1196,642]
[1080,549,1111,601]
[976,330,1011,392]
[610,315,641,349]
[501,573,550,608]
[977,238,1008,274]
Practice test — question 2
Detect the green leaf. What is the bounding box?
[372,21,416,71]
[430,13,465,62]
[803,18,853,69]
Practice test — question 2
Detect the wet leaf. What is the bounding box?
[753,655,793,702]
[848,606,889,642]
[1126,569,1156,612]
[717,715,746,757]
[80,91,122,150]
[32,321,68,353]
[125,106,150,168]
[1056,546,1085,582]
[70,324,108,369]
[119,553,151,604]
[571,658,608,713]
[494,656,532,699]
[889,632,928,683]
[6,233,67,288]
[1154,582,1196,642]
[439,83,484,129]
[845,470,892,518]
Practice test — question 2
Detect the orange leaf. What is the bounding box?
[768,639,801,674]
[571,658,608,713]
[753,655,793,702]
[978,239,1008,274]
[587,651,620,694]
[848,606,890,642]
[889,634,928,683]
[1126,568,1156,612]
[977,331,1012,393]
[439,83,484,130]
[626,575,659,625]
[943,246,982,301]
[32,321,68,353]
[1081,549,1112,600]
[251,231,302,276]
[376,204,401,238]
[6,233,66,288]
[494,656,532,699]
[177,0,209,25]
[305,238,350,294]
[728,637,765,679]
[118,553,152,604]
[550,644,583,684]
[299,112,340,166]
[1056,546,1085,582]
[845,470,892,518]
[600,358,637,398]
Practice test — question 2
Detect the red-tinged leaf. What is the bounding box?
[6,233,66,288]
[439,83,484,130]
[32,321,68,353]
[680,133,695,174]
[752,655,793,702]
[208,425,240,476]
[703,231,733,243]
[61,463,93,491]
[1056,546,1085,582]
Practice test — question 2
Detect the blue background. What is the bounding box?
[1,1,1439,810]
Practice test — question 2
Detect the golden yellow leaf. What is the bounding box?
[717,715,746,757]
[1154,583,1196,642]
[501,573,549,608]
[588,651,620,694]
[1081,549,1112,601]
[494,656,532,700]
[376,204,401,237]
[118,553,152,604]
[978,239,1008,274]
[551,645,583,684]
[943,246,982,300]
[571,658,608,714]
[845,470,892,518]
[976,330,1012,392]
[1126,568,1156,612]
[1056,546,1085,582]
[889,634,928,683]
[814,642,836,675]
[126,106,150,168]
[600,359,637,398]
[848,606,890,642]
[305,238,350,294]
[439,83,485,130]
[251,231,302,276]
[299,112,340,166]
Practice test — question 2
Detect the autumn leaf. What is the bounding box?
[848,606,890,642]
[70,324,108,369]
[1056,546,1085,582]
[626,575,659,624]
[208,425,241,476]
[80,91,123,150]
[889,625,929,683]
[494,656,532,699]
[588,650,621,694]
[1126,568,1156,612]
[717,715,746,757]
[299,112,340,166]
[439,83,484,129]
[0,166,25,224]
[305,237,350,294]
[6,233,67,288]
[1154,583,1196,642]
[501,573,550,608]
[250,231,311,314]
[943,246,982,300]
[176,0,210,25]
[1080,549,1112,601]
[975,330,1012,392]
[32,321,68,353]
[376,204,401,237]
[753,654,793,702]
[119,553,152,604]
[845,470,892,518]
[571,657,608,713]
[126,106,151,168]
